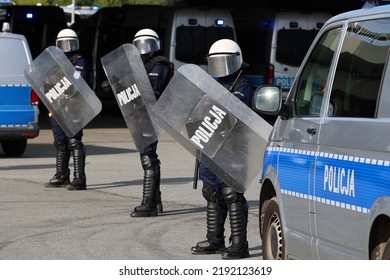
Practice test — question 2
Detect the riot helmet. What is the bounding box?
[133,28,161,55]
[207,39,244,78]
[56,29,79,53]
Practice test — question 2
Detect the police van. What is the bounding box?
[0,23,39,156]
[253,5,390,259]
[232,9,331,97]
[168,8,235,72]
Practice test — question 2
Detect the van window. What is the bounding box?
[175,26,235,65]
[295,28,341,116]
[276,29,318,67]
[330,19,390,118]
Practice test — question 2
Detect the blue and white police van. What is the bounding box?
[0,23,39,156]
[253,5,390,259]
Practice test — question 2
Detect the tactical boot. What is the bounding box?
[44,172,70,188]
[155,158,163,213]
[156,190,163,213]
[66,139,86,191]
[66,176,86,191]
[131,155,158,217]
[45,140,70,188]
[191,200,226,254]
[221,202,250,259]
[191,236,226,254]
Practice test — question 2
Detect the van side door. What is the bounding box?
[314,18,390,259]
[275,27,341,259]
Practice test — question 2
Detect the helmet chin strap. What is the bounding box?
[228,69,242,92]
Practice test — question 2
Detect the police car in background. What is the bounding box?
[253,5,390,259]
[0,23,39,156]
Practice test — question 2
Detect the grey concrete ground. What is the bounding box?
[0,126,263,260]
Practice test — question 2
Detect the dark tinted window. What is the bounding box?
[276,29,319,67]
[175,26,234,64]
[330,19,390,118]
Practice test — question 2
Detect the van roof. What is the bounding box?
[327,5,390,25]
[0,30,27,41]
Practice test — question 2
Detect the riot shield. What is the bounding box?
[100,43,163,151]
[152,64,272,193]
[24,46,102,137]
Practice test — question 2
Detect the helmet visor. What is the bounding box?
[207,52,241,78]
[133,38,160,55]
[56,39,79,53]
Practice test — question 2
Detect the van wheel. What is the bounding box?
[1,139,27,156]
[381,239,390,260]
[259,199,270,239]
[262,197,287,260]
[371,237,390,260]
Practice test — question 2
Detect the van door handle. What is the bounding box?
[307,128,317,135]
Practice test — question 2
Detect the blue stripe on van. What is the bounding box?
[0,85,35,126]
[263,147,390,214]
[0,84,31,105]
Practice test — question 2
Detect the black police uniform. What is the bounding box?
[45,52,89,191]
[130,55,171,217]
[191,71,253,259]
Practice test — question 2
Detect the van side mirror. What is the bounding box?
[252,85,282,115]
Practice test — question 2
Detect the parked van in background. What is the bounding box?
[168,8,235,72]
[71,5,236,101]
[232,9,331,97]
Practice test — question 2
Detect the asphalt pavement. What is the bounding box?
[0,105,263,260]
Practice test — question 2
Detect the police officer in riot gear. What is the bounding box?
[44,28,89,191]
[191,39,253,259]
[130,28,171,217]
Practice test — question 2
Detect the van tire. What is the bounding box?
[381,239,390,260]
[1,139,27,156]
[259,199,270,239]
[262,197,287,260]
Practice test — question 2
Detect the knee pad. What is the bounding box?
[68,138,83,151]
[54,140,67,151]
[202,183,221,202]
[141,154,158,170]
[221,184,241,204]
